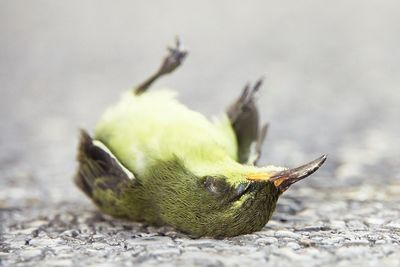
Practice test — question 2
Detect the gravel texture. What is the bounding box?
[1,1,400,266]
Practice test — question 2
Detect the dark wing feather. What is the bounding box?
[74,129,136,198]
[227,79,268,165]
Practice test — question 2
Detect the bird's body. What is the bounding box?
[74,40,326,237]
[95,90,276,183]
[96,90,238,178]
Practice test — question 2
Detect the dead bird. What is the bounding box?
[74,38,326,237]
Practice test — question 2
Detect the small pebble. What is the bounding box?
[274,230,300,239]
[384,222,400,230]
[19,249,42,260]
[255,237,278,245]
[286,242,301,250]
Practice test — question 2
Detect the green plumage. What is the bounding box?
[74,40,326,237]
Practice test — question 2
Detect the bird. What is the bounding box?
[74,38,327,238]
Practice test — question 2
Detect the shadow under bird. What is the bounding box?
[74,39,327,237]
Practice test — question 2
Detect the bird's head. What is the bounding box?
[149,155,326,237]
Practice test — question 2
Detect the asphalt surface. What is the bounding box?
[1,1,400,266]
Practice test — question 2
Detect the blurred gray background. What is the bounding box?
[1,0,399,200]
[1,1,400,266]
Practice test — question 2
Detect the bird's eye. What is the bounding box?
[229,182,251,201]
[235,183,250,196]
[203,176,230,195]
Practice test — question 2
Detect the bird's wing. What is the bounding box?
[74,129,139,216]
[226,79,268,165]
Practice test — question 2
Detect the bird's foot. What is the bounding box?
[135,37,188,95]
[158,37,188,76]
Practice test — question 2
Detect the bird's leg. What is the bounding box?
[134,37,188,95]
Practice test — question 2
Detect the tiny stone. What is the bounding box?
[180,239,217,248]
[384,222,400,230]
[52,245,74,254]
[346,221,368,231]
[199,247,218,253]
[19,248,42,260]
[344,239,370,246]
[151,247,181,257]
[265,220,285,228]
[92,234,105,240]
[274,247,303,261]
[298,224,329,232]
[10,228,39,235]
[281,237,297,243]
[335,246,370,259]
[329,220,346,230]
[26,220,48,229]
[302,247,323,258]
[60,230,79,238]
[299,238,314,247]
[126,236,175,246]
[364,217,385,227]
[274,230,300,239]
[92,243,106,250]
[255,237,278,245]
[321,236,344,246]
[286,242,301,250]
[29,237,64,248]
[257,230,275,237]
[42,259,73,266]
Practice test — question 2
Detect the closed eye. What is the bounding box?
[229,182,251,202]
[203,177,253,202]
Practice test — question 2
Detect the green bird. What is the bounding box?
[74,38,326,238]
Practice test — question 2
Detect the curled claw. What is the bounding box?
[270,155,327,192]
[159,36,188,75]
[135,37,188,95]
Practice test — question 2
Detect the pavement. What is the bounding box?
[1,1,400,266]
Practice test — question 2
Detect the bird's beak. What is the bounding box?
[246,155,327,192]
